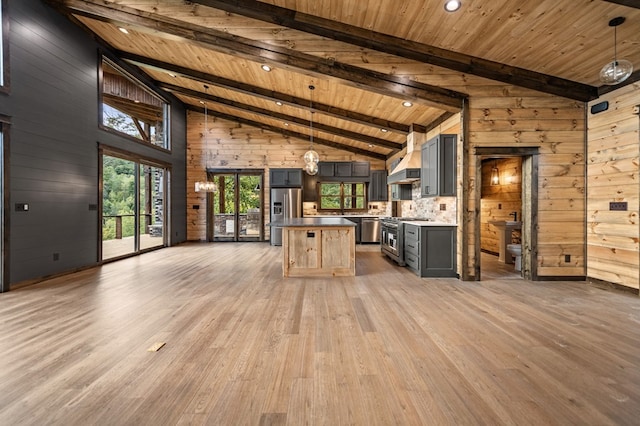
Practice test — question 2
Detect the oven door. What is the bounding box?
[381,224,398,255]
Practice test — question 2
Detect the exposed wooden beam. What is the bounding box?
[189,106,388,160]
[52,0,465,110]
[597,69,640,96]
[162,82,402,152]
[191,0,599,102]
[118,51,412,135]
[602,0,640,9]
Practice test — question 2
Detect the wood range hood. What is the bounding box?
[386,126,426,184]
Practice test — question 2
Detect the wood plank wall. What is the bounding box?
[187,111,385,241]
[480,158,522,254]
[466,90,586,279]
[587,83,640,290]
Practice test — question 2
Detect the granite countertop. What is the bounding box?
[269,217,357,227]
[402,220,457,227]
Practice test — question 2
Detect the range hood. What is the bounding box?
[387,127,425,184]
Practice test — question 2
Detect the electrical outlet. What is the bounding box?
[609,202,628,211]
[498,203,502,209]
[564,254,571,263]
[440,204,446,211]
[53,253,60,261]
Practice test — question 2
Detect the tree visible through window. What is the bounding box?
[319,182,366,212]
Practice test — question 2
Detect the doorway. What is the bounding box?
[100,150,169,261]
[207,170,263,242]
[474,147,539,280]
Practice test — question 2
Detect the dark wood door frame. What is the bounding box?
[474,147,539,281]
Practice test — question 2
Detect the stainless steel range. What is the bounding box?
[381,217,431,265]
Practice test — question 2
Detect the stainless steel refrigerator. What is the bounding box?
[270,187,302,246]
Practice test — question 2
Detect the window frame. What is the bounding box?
[0,0,10,94]
[317,181,368,213]
[99,55,171,152]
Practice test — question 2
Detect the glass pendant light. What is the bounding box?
[195,85,218,192]
[303,85,319,175]
[599,17,633,86]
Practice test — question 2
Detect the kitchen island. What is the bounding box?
[274,217,356,277]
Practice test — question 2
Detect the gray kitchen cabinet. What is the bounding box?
[335,162,353,177]
[270,168,303,187]
[403,224,457,277]
[421,134,457,197]
[368,170,388,201]
[318,162,335,177]
[351,162,370,177]
[303,172,318,202]
[391,184,412,200]
[320,161,371,178]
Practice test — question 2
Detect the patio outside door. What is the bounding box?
[209,171,263,242]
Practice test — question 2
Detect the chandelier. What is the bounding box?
[195,84,217,192]
[599,17,633,86]
[303,85,319,175]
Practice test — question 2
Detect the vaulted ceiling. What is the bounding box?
[47,0,640,160]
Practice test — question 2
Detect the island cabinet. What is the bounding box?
[281,218,356,277]
[403,223,457,277]
[421,134,457,197]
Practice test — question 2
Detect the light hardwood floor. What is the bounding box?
[1,243,639,425]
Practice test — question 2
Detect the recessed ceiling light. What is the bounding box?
[284,122,289,126]
[444,0,461,12]
[275,101,283,106]
[368,144,374,148]
[380,128,389,133]
[118,27,129,34]
[168,73,177,78]
[261,64,272,72]
[402,101,413,107]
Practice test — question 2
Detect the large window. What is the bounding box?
[318,182,367,212]
[101,149,169,261]
[100,57,169,149]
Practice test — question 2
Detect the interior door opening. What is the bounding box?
[475,147,538,281]
[207,170,263,242]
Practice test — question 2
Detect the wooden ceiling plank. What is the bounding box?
[191,0,599,102]
[117,50,412,135]
[51,0,464,110]
[190,105,388,160]
[161,82,402,152]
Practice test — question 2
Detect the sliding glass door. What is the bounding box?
[101,152,168,260]
[208,171,263,242]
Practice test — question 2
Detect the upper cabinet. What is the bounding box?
[318,162,370,180]
[421,134,457,197]
[369,170,388,201]
[270,168,303,188]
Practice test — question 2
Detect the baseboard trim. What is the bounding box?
[587,277,639,295]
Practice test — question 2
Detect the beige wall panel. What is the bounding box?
[469,131,584,144]
[468,93,586,279]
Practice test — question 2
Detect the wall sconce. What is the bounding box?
[490,163,500,186]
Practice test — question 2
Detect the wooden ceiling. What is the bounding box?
[47,0,640,159]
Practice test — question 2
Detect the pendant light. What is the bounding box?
[195,85,217,192]
[303,85,319,175]
[599,17,633,86]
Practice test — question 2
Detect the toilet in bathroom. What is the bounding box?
[507,244,522,272]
